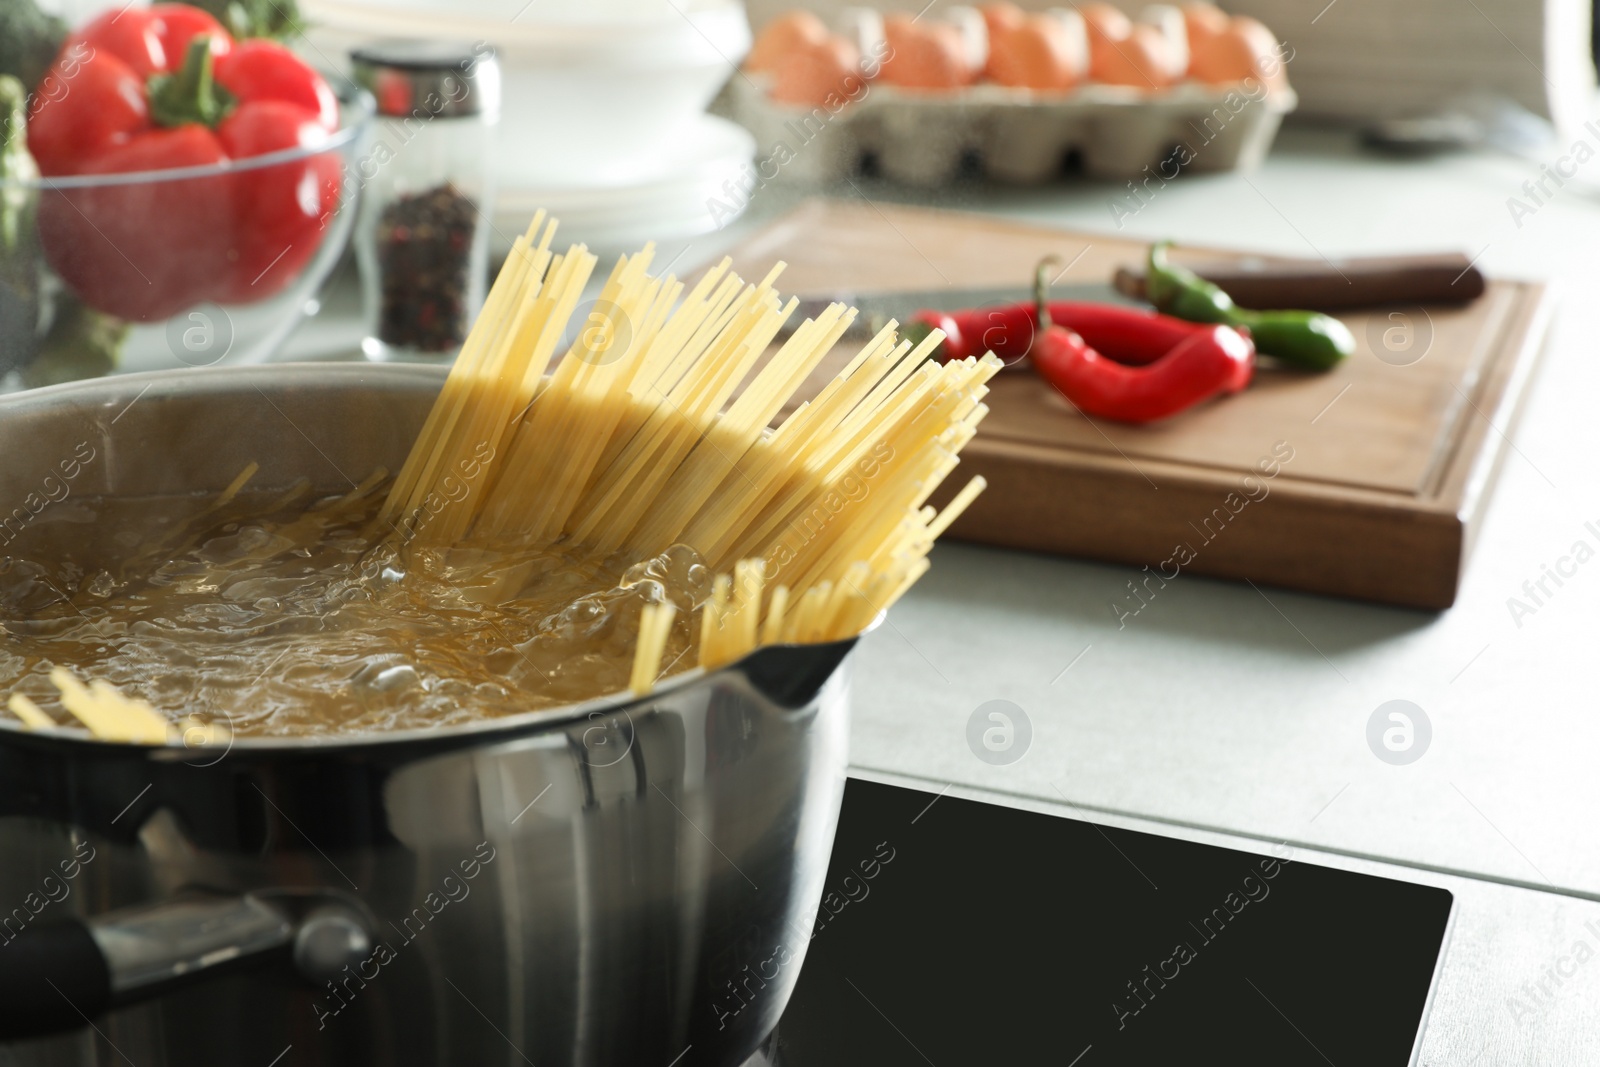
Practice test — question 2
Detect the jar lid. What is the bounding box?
[350,40,500,120]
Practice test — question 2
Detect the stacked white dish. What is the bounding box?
[300,0,756,252]
[493,117,755,253]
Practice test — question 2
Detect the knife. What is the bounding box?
[782,252,1485,339]
[1114,252,1486,310]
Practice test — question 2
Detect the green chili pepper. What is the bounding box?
[1145,242,1355,371]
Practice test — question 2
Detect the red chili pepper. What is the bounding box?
[1030,302,1205,366]
[908,304,1036,365]
[910,298,1210,367]
[28,5,342,321]
[1026,258,1254,423]
[1032,322,1254,422]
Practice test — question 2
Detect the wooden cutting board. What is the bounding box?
[718,199,1553,610]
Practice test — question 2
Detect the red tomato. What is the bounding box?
[216,40,339,133]
[26,47,150,172]
[216,101,342,302]
[35,127,234,321]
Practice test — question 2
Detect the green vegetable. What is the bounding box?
[1,71,128,386]
[1145,242,1355,371]
[0,0,68,97]
[186,0,304,41]
[1144,244,1236,326]
[0,72,42,374]
[22,294,129,388]
[1240,311,1354,372]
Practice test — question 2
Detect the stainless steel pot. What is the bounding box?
[0,366,854,1067]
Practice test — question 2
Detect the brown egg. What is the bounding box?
[1090,21,1174,89]
[1233,17,1291,89]
[769,34,866,106]
[879,14,974,90]
[1191,16,1289,90]
[747,11,831,74]
[987,15,1084,91]
[1141,6,1190,81]
[1181,2,1230,50]
[980,1,1027,37]
[1079,2,1133,46]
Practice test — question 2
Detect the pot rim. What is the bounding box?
[0,363,868,756]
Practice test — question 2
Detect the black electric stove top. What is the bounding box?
[757,777,1453,1067]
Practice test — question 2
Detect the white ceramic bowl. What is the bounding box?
[301,0,751,187]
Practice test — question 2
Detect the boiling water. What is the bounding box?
[0,489,709,738]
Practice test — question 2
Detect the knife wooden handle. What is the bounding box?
[1114,253,1485,311]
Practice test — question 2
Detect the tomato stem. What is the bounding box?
[148,35,235,129]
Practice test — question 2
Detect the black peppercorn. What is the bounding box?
[374,183,479,353]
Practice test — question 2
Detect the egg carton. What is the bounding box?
[717,74,1296,186]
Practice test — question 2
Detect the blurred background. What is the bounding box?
[2,0,1597,384]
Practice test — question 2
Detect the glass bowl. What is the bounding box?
[0,86,373,391]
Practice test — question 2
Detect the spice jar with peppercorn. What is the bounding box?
[350,40,499,362]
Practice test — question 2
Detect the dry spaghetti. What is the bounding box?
[379,212,996,677]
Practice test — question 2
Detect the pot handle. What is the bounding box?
[0,918,112,1040]
[0,894,372,1041]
